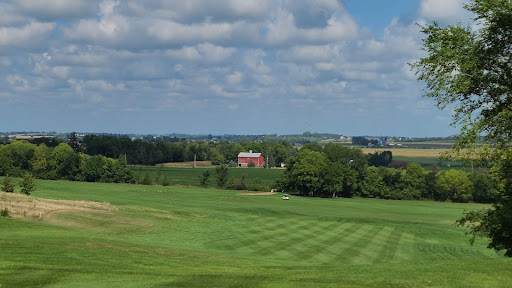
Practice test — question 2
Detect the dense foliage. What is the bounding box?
[412,0,512,255]
[0,141,134,184]
[81,134,297,167]
[276,144,499,203]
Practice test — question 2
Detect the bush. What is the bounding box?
[20,173,36,196]
[161,175,171,187]
[2,176,15,193]
[199,170,211,187]
[1,207,9,217]
[215,165,229,188]
[140,172,153,185]
[231,175,248,190]
[389,161,407,169]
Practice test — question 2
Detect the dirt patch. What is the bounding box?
[0,191,117,220]
[238,192,277,196]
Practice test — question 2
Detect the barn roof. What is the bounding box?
[238,152,262,158]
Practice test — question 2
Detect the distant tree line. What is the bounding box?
[0,140,134,183]
[275,143,499,203]
[80,134,298,167]
[352,136,378,146]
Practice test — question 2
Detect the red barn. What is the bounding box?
[237,150,265,167]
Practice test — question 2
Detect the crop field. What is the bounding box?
[1,179,511,287]
[130,166,284,188]
[361,148,451,158]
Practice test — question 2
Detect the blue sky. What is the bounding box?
[0,0,472,136]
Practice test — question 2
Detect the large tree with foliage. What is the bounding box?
[412,0,512,255]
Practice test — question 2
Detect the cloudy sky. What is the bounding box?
[0,0,473,136]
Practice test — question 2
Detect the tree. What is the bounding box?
[51,143,80,180]
[20,173,36,196]
[322,162,357,198]
[412,0,512,255]
[360,167,385,198]
[422,167,439,199]
[67,132,81,153]
[1,175,15,193]
[436,170,473,203]
[31,144,51,177]
[199,170,211,187]
[215,165,229,188]
[290,149,328,197]
[470,171,501,203]
[368,151,393,167]
[402,163,425,200]
[140,172,153,185]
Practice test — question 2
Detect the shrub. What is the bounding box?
[20,173,36,196]
[199,170,211,187]
[1,207,8,217]
[2,176,15,193]
[161,175,171,187]
[140,172,153,185]
[231,175,248,190]
[215,165,229,188]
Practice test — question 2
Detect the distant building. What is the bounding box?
[378,137,388,146]
[237,150,265,167]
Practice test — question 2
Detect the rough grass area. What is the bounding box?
[1,179,510,287]
[0,191,116,220]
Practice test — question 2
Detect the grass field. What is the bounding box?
[130,166,284,188]
[1,179,511,287]
[361,148,472,170]
[361,148,451,158]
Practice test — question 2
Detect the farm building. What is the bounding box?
[237,150,265,167]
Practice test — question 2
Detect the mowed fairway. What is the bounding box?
[1,180,511,287]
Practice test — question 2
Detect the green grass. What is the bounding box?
[393,156,471,171]
[1,179,511,287]
[130,166,284,188]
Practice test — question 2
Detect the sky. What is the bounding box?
[0,0,474,136]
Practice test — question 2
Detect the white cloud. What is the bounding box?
[125,0,271,23]
[0,22,56,50]
[166,43,236,63]
[226,72,243,85]
[278,45,339,62]
[148,21,237,45]
[53,66,71,78]
[64,1,132,46]
[0,0,459,135]
[420,0,467,23]
[265,7,358,46]
[17,0,96,19]
[6,74,30,91]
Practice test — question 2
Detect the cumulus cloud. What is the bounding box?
[420,0,468,23]
[0,22,56,51]
[264,7,358,46]
[0,0,459,135]
[16,0,97,20]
